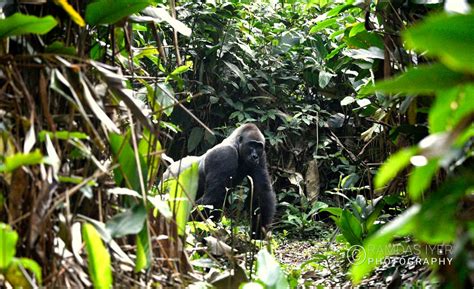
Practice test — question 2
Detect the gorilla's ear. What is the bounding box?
[238,135,243,143]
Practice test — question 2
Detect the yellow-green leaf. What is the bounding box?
[167,162,199,236]
[54,0,85,27]
[0,223,18,269]
[83,223,113,289]
[0,149,43,173]
[18,258,43,285]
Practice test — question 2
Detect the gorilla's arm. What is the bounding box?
[250,160,276,234]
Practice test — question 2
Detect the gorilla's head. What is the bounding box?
[237,124,265,168]
[240,139,264,166]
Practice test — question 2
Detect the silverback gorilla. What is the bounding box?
[163,123,276,238]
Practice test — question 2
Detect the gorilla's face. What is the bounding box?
[241,140,264,167]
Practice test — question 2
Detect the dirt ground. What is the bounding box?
[274,238,431,288]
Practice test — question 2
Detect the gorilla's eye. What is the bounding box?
[249,142,263,154]
[248,140,263,149]
[254,146,262,154]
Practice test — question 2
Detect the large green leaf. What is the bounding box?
[5,257,42,288]
[344,30,383,49]
[224,61,247,85]
[135,227,151,272]
[349,22,366,38]
[320,207,343,218]
[350,205,420,284]
[309,18,337,34]
[256,249,289,289]
[166,163,199,236]
[0,13,57,39]
[403,13,474,73]
[374,147,418,189]
[336,210,363,246]
[187,127,204,153]
[360,64,466,96]
[413,174,474,244]
[109,133,147,193]
[152,83,175,117]
[0,224,18,269]
[85,0,153,25]
[18,258,42,285]
[138,129,162,181]
[83,223,113,289]
[105,204,147,238]
[407,159,438,201]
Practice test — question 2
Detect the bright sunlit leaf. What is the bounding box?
[18,258,42,285]
[54,0,86,27]
[142,7,192,36]
[256,249,289,289]
[309,18,337,34]
[83,223,113,289]
[410,155,428,167]
[138,129,162,181]
[0,223,18,269]
[167,162,199,236]
[0,149,44,173]
[0,13,57,39]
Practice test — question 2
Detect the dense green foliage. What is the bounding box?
[0,0,473,288]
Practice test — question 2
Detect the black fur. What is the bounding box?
[163,124,276,238]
